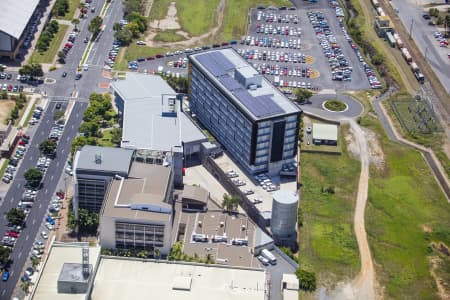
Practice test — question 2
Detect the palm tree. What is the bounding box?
[21,281,33,295]
[31,256,40,269]
[71,18,80,32]
[222,194,242,213]
[205,253,214,264]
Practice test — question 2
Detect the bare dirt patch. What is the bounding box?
[150,2,182,30]
[0,100,16,125]
[345,126,385,170]
[429,256,450,300]
[145,0,226,47]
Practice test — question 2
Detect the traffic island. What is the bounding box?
[322,99,348,112]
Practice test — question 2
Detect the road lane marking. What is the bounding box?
[33,219,36,225]
[25,235,29,241]
[56,161,60,167]
[18,251,22,259]
[39,203,42,208]
[10,198,13,203]
[50,175,54,180]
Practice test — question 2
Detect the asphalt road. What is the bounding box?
[390,0,450,94]
[0,0,124,298]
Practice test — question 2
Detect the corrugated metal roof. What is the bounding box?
[0,0,40,39]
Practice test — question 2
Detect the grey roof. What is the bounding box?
[111,73,207,151]
[273,190,298,205]
[190,48,301,121]
[312,123,338,141]
[0,0,39,39]
[76,146,134,175]
[254,228,273,248]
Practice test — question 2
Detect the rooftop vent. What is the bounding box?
[94,154,102,164]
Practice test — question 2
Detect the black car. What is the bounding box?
[56,103,62,109]
[62,72,67,77]
[9,159,18,167]
[6,73,12,80]
[75,73,82,80]
[422,14,431,20]
[202,45,211,50]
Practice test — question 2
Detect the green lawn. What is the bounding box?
[299,125,361,284]
[97,128,115,147]
[57,0,81,21]
[29,24,69,64]
[153,30,186,43]
[360,115,450,299]
[0,159,10,179]
[114,45,174,71]
[23,103,36,127]
[150,0,219,36]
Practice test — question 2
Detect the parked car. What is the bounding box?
[2,271,10,282]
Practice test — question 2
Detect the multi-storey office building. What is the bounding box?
[100,162,174,255]
[189,48,301,174]
[73,146,134,214]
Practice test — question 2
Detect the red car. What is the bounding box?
[65,43,73,49]
[56,191,65,199]
[155,54,163,58]
[7,231,19,238]
[19,140,26,146]
[146,56,154,60]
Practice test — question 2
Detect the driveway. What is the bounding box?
[301,93,364,119]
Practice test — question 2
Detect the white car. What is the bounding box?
[257,255,269,266]
[136,40,146,45]
[41,231,48,239]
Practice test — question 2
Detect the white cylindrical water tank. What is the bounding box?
[271,190,298,238]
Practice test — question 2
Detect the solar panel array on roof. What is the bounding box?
[196,52,234,77]
[232,90,284,118]
[219,75,242,91]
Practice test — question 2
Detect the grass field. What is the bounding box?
[360,115,450,299]
[29,24,69,64]
[299,125,361,284]
[153,30,186,42]
[0,159,10,179]
[114,45,173,70]
[149,0,219,36]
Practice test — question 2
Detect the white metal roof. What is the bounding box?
[312,123,338,141]
[0,0,40,39]
[111,73,207,151]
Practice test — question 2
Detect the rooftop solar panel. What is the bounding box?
[219,75,242,91]
[232,90,284,118]
[196,52,235,77]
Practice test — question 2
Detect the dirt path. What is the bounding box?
[319,119,377,300]
[145,0,227,47]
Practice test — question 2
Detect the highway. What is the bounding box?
[0,0,123,298]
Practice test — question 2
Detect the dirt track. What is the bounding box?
[145,0,226,47]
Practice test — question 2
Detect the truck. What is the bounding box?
[414,70,425,84]
[410,62,419,73]
[274,76,280,87]
[261,249,277,265]
[401,48,412,63]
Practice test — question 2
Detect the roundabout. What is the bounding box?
[322,99,348,112]
[303,93,364,119]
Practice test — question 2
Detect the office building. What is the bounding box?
[73,146,134,214]
[99,162,174,255]
[111,73,208,186]
[189,48,301,175]
[0,0,41,59]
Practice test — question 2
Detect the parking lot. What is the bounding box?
[127,4,373,92]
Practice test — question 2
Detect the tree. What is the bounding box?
[110,128,122,146]
[137,250,149,258]
[39,139,58,157]
[205,253,214,264]
[88,16,103,38]
[371,53,385,66]
[0,246,12,266]
[20,281,33,296]
[71,18,80,31]
[221,194,242,213]
[19,63,43,79]
[6,208,26,226]
[295,268,317,293]
[78,209,99,234]
[57,50,66,64]
[294,89,313,104]
[31,256,40,269]
[123,0,144,15]
[114,28,133,45]
[79,121,100,137]
[113,22,122,31]
[24,168,43,188]
[126,12,147,33]
[125,22,141,38]
[168,241,183,261]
